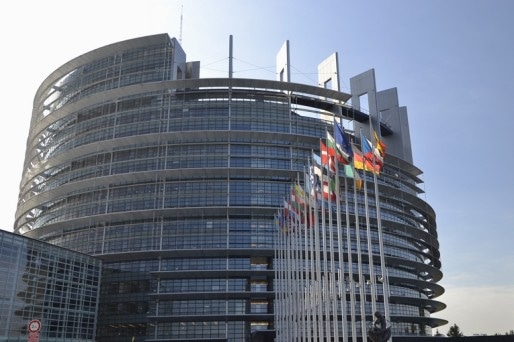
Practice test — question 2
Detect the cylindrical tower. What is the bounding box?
[15,33,446,341]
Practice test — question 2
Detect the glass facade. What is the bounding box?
[0,230,101,342]
[15,33,446,341]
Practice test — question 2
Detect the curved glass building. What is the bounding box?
[15,33,446,341]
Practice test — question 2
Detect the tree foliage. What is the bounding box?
[434,329,445,337]
[493,330,514,336]
[447,324,464,337]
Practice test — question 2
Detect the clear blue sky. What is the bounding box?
[1,0,513,335]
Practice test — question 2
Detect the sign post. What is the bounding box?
[27,320,41,342]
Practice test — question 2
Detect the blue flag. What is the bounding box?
[334,120,353,164]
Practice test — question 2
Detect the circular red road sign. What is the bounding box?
[28,320,41,333]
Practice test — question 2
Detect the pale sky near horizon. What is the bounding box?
[1,0,513,336]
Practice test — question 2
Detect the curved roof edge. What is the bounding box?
[35,33,173,101]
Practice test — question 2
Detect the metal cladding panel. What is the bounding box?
[318,52,340,91]
[276,40,290,82]
[378,87,414,163]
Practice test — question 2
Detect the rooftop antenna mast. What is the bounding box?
[179,5,183,45]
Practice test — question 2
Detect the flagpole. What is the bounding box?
[292,185,299,340]
[352,131,368,341]
[294,185,302,341]
[368,115,392,335]
[333,165,344,341]
[276,208,282,340]
[290,196,297,340]
[320,137,331,341]
[303,170,313,342]
[309,167,317,342]
[281,201,287,341]
[334,117,352,342]
[308,154,320,341]
[274,210,280,339]
[355,183,368,340]
[328,172,338,341]
[298,177,310,341]
[360,134,378,316]
[286,196,294,340]
[338,174,350,342]
[276,206,285,340]
[281,207,288,340]
[295,180,304,340]
[347,161,358,342]
[325,129,339,340]
[301,173,308,342]
[333,175,348,342]
[313,151,324,340]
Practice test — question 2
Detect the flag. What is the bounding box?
[322,176,337,202]
[279,207,289,234]
[293,184,306,207]
[312,151,322,167]
[361,133,383,172]
[304,170,314,200]
[283,199,290,219]
[367,133,384,166]
[353,143,380,174]
[320,140,336,173]
[309,154,323,201]
[303,171,317,228]
[290,190,301,216]
[283,199,297,234]
[291,184,306,216]
[286,192,302,221]
[315,149,338,201]
[373,130,386,157]
[333,121,353,164]
[344,164,363,190]
[326,131,348,165]
[274,212,280,230]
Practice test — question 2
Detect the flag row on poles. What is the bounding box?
[276,119,387,233]
[274,119,389,341]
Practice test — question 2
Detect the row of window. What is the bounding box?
[159,278,247,293]
[157,299,247,315]
[42,44,172,117]
[36,157,297,198]
[41,117,314,159]
[154,321,245,340]
[102,258,269,274]
[29,178,291,228]
[96,320,265,340]
[43,217,278,253]
[25,168,426,238]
